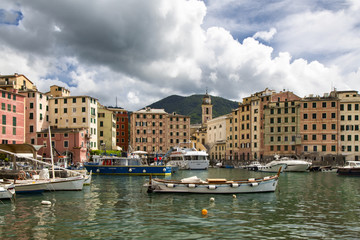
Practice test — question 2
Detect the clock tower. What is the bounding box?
[201,90,213,124]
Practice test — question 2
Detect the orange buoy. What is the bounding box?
[201,209,208,215]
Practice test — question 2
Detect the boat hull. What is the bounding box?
[167,160,209,170]
[84,164,172,176]
[147,177,279,194]
[0,184,15,199]
[257,163,287,173]
[337,168,360,176]
[14,181,47,194]
[46,177,85,191]
[284,164,311,172]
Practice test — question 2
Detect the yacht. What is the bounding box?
[166,145,209,170]
[270,155,312,172]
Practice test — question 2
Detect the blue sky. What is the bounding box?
[0,0,359,110]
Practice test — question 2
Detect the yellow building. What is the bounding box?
[48,95,98,149]
[0,73,36,91]
[97,104,116,151]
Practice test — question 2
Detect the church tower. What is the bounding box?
[201,90,213,124]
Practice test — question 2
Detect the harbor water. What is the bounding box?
[1,168,360,239]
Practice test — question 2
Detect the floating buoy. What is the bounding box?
[41,200,51,205]
[201,209,208,215]
[233,194,237,199]
[210,197,215,202]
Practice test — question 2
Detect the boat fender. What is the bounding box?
[41,200,51,205]
[250,182,259,187]
[96,169,100,173]
[248,178,256,182]
[210,197,215,202]
[264,176,270,180]
[166,183,175,188]
[188,184,196,188]
[163,168,166,172]
[208,185,217,190]
[129,168,132,172]
[143,169,146,173]
[231,183,239,188]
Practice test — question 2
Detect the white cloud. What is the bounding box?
[0,0,359,111]
[253,28,277,42]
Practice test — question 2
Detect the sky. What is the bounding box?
[1,0,360,111]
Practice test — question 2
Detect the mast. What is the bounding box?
[49,127,56,180]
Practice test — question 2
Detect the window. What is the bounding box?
[348,104,352,111]
[13,117,16,126]
[1,103,4,110]
[303,103,308,108]
[312,102,316,108]
[313,124,317,130]
[322,113,326,119]
[29,125,34,133]
[29,113,34,119]
[73,118,77,123]
[55,108,58,113]
[2,115,6,125]
[64,141,69,148]
[64,108,67,113]
[73,98,76,103]
[322,102,327,108]
[312,113,317,119]
[82,107,86,112]
[303,114,308,119]
[322,135,326,140]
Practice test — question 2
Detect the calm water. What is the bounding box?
[1,169,360,239]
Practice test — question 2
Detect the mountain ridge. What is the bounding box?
[146,94,239,124]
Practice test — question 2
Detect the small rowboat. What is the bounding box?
[146,168,282,194]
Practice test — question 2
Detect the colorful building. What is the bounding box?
[130,108,190,157]
[36,127,88,163]
[0,89,25,144]
[97,104,116,151]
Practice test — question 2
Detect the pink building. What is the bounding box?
[0,89,25,144]
[36,127,89,164]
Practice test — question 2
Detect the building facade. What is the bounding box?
[130,108,190,157]
[0,89,25,144]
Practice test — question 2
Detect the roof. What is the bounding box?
[0,144,44,155]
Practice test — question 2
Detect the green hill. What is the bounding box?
[147,94,239,124]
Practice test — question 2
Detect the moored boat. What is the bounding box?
[165,145,209,170]
[84,155,172,176]
[0,181,15,199]
[146,168,282,194]
[337,161,360,176]
[271,155,312,172]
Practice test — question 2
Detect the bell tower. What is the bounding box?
[201,90,213,124]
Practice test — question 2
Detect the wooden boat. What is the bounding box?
[146,168,282,194]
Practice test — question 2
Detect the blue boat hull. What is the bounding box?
[84,164,172,176]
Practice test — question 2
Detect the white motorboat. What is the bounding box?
[272,155,312,172]
[0,181,15,200]
[166,145,209,170]
[257,162,287,173]
[337,161,360,176]
[146,168,282,194]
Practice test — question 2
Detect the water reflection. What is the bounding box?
[1,170,360,238]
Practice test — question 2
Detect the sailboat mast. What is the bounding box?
[49,127,56,180]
